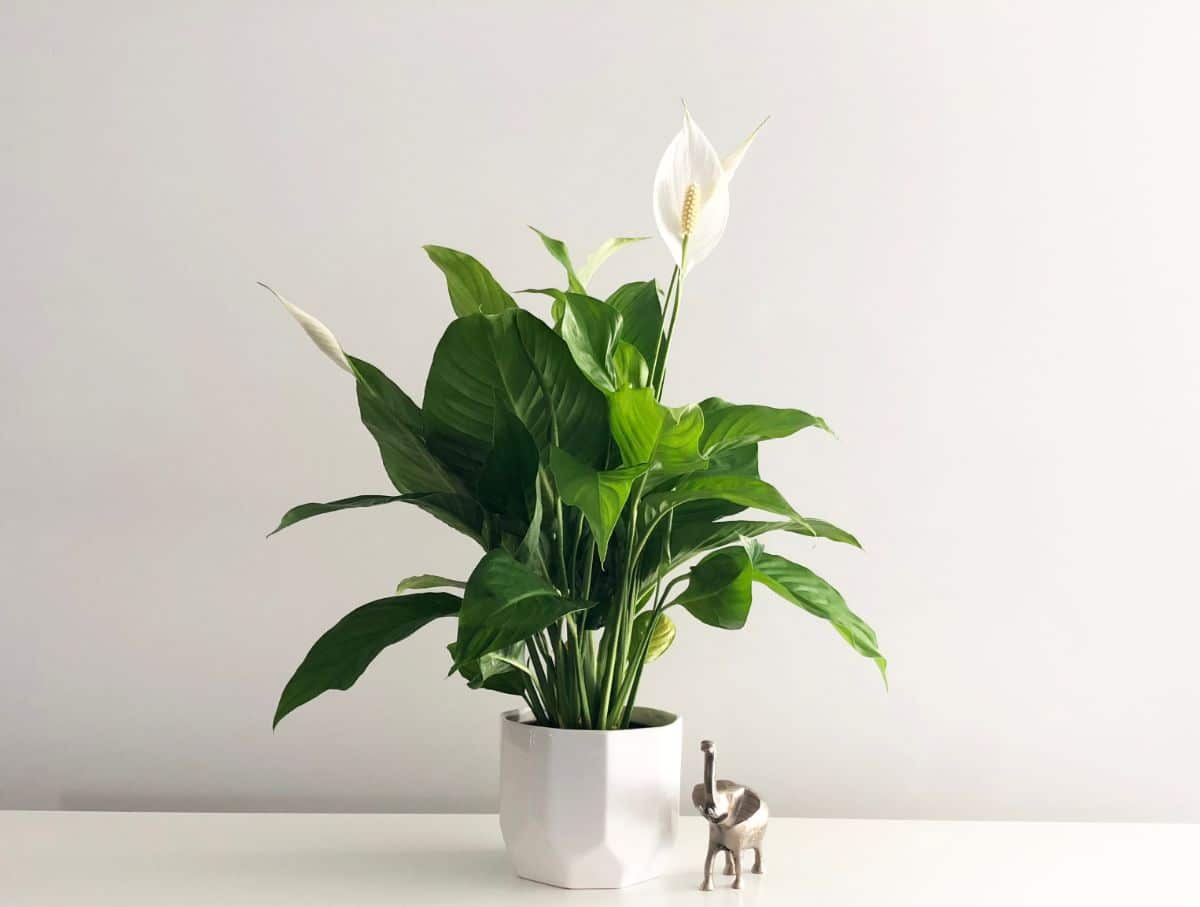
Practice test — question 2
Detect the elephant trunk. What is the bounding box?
[701,740,717,812]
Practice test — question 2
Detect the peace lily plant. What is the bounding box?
[265,106,886,733]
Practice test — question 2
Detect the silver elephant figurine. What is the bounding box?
[691,739,768,891]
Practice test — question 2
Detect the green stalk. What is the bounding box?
[654,237,689,400]
[566,616,592,728]
[528,633,558,724]
[522,674,550,726]
[616,574,688,725]
[648,267,679,389]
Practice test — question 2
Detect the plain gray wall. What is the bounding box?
[2,1,1198,821]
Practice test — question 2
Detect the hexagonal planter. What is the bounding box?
[498,707,682,888]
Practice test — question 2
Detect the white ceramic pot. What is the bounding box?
[498,707,682,889]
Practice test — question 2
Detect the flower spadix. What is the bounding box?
[652,104,767,273]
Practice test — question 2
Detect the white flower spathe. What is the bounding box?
[652,103,767,274]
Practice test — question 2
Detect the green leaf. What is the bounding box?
[395,574,467,594]
[698,397,831,456]
[477,405,540,523]
[269,494,411,536]
[453,550,584,668]
[577,237,649,289]
[674,548,754,629]
[746,545,887,683]
[549,446,645,562]
[560,293,622,393]
[605,280,662,365]
[644,474,802,526]
[423,309,609,477]
[670,517,861,559]
[346,355,486,543]
[529,227,584,293]
[447,641,528,695]
[609,388,707,478]
[612,341,650,390]
[423,245,516,317]
[274,592,460,728]
[630,610,676,664]
[517,288,568,330]
[515,475,549,576]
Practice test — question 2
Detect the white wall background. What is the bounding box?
[2,1,1197,821]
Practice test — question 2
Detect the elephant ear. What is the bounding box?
[733,788,762,824]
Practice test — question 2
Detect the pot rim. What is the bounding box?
[501,706,679,734]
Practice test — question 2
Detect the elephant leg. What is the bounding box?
[731,848,745,890]
[700,840,721,891]
[722,850,735,875]
[752,845,764,874]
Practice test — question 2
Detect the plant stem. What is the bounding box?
[565,616,592,728]
[654,238,689,400]
[648,267,678,389]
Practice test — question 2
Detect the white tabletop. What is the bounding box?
[3,811,1197,906]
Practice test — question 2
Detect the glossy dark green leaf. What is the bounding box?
[674,548,754,629]
[629,610,676,664]
[549,446,645,562]
[643,474,801,528]
[529,227,584,293]
[609,388,706,477]
[453,550,584,668]
[269,494,411,537]
[477,405,540,522]
[746,543,887,682]
[605,280,663,365]
[423,245,516,317]
[561,293,622,393]
[698,397,830,456]
[670,516,861,558]
[515,474,549,576]
[346,356,486,543]
[274,592,460,728]
[613,341,650,390]
[423,310,609,477]
[447,641,528,695]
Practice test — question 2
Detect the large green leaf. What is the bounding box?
[612,342,650,390]
[269,494,412,536]
[452,550,584,668]
[477,405,540,523]
[270,493,487,540]
[549,446,645,562]
[609,388,707,477]
[577,237,648,289]
[274,592,460,728]
[668,542,884,682]
[423,245,516,317]
[643,474,802,528]
[673,548,754,629]
[447,641,528,695]
[638,515,860,598]
[605,280,662,365]
[670,516,861,558]
[746,543,887,682]
[529,227,584,293]
[698,397,830,456]
[423,310,609,477]
[346,355,486,543]
[560,293,622,393]
[630,610,677,664]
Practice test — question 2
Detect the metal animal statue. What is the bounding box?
[691,739,768,891]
